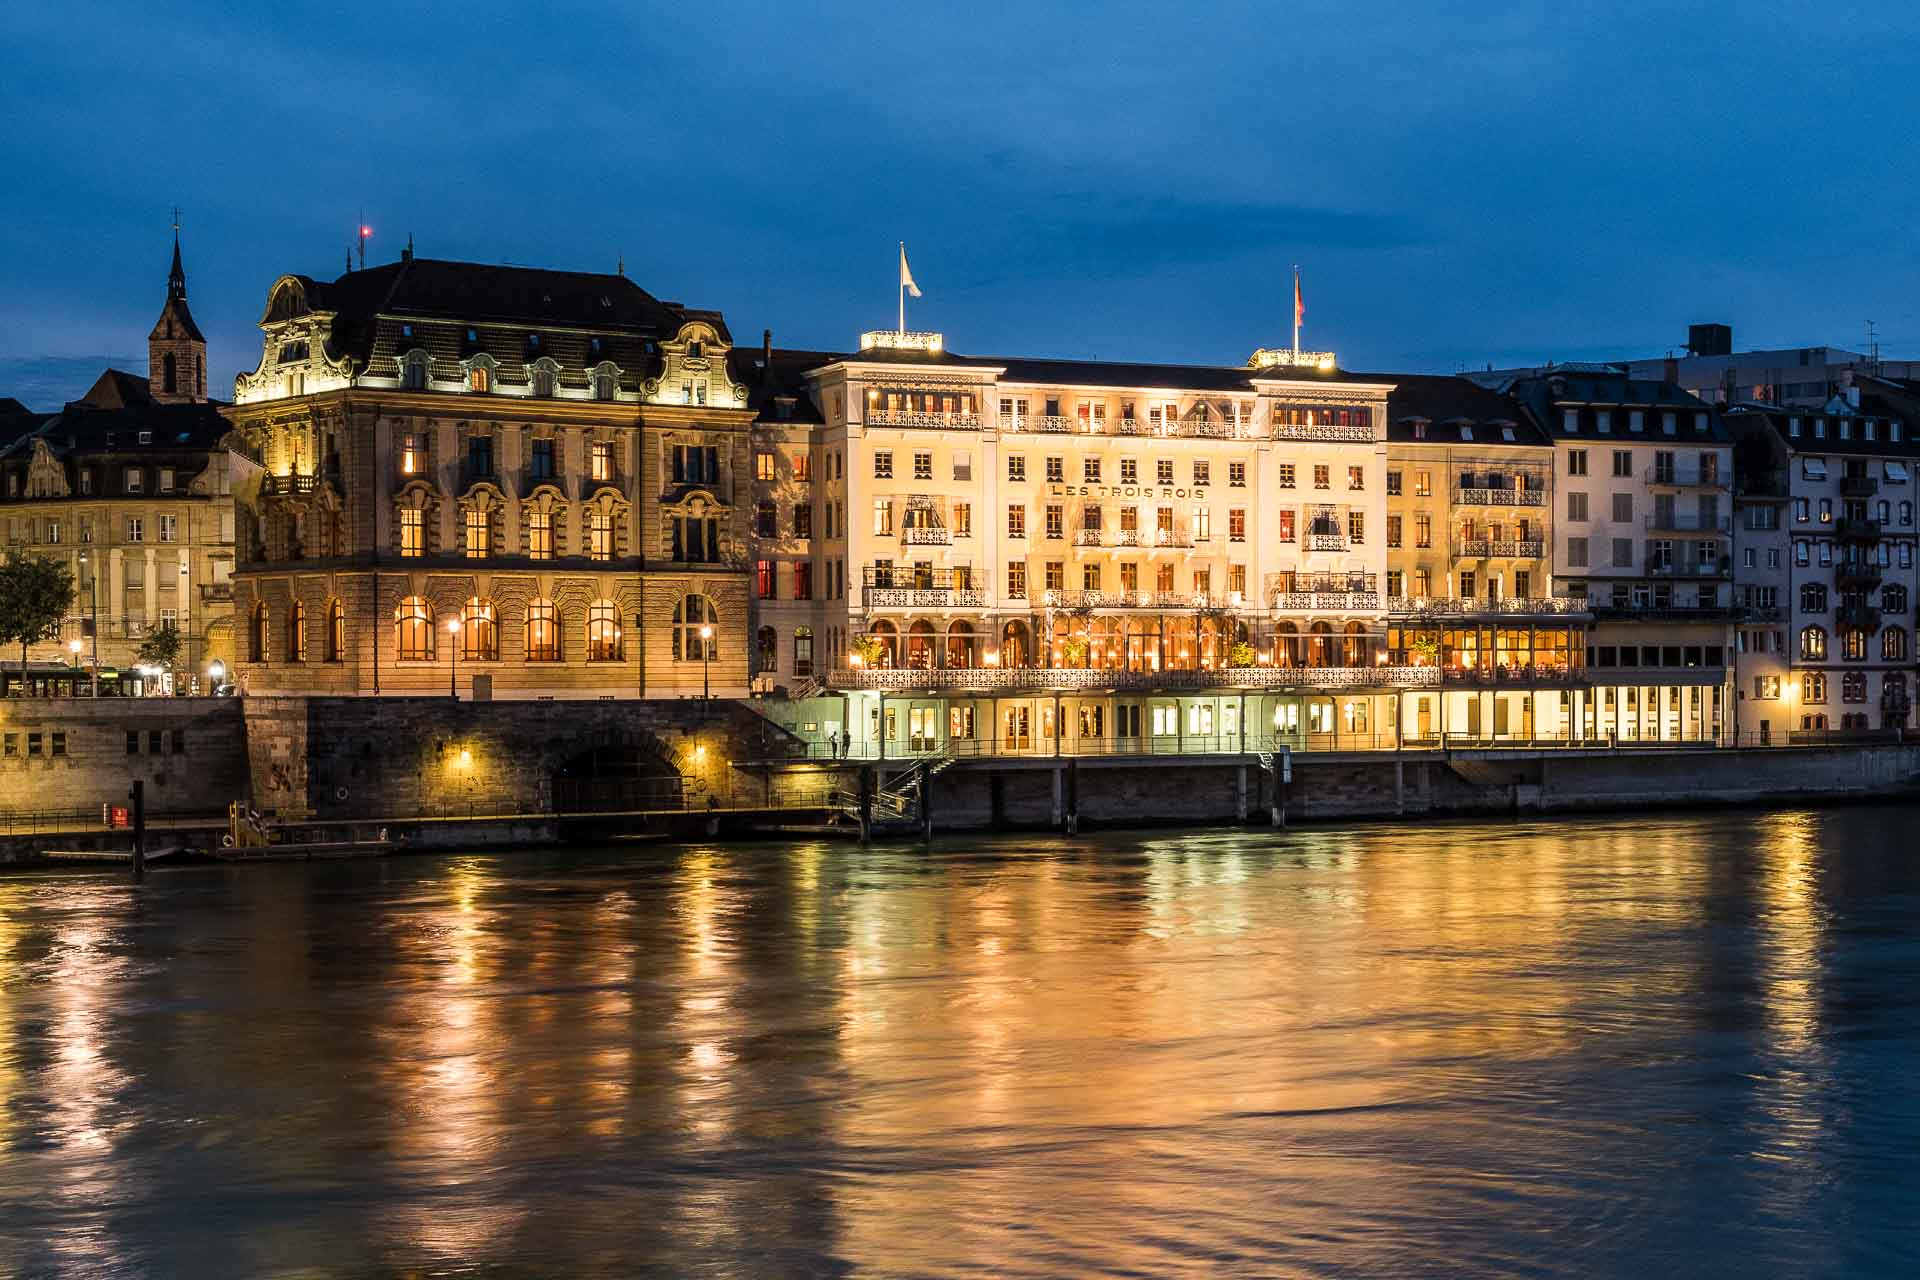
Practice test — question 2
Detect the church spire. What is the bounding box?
[167,208,187,300]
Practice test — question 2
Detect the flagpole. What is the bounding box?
[1292,264,1301,358]
[899,241,906,333]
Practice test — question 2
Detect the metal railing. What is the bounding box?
[865,411,984,430]
[1646,467,1721,487]
[1454,538,1545,558]
[1454,486,1546,506]
[1386,595,1589,617]
[1271,422,1374,442]
[828,665,1441,692]
[1643,513,1730,533]
[1271,591,1380,612]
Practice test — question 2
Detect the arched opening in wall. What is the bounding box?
[1001,619,1031,668]
[551,739,685,814]
[1273,621,1299,669]
[945,620,975,669]
[906,619,935,669]
[868,619,899,668]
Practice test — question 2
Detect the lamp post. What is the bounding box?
[77,548,98,698]
[447,617,462,700]
[208,659,225,696]
[699,622,713,710]
[67,639,83,698]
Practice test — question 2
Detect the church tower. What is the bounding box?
[149,226,207,403]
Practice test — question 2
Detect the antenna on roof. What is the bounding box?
[617,252,624,276]
[1867,319,1880,370]
[356,208,371,272]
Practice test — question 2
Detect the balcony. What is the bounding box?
[829,664,1439,693]
[1386,595,1589,618]
[1837,603,1883,629]
[1073,529,1106,547]
[1840,475,1879,499]
[1837,517,1883,542]
[1149,529,1194,549]
[1647,559,1732,579]
[1271,422,1374,443]
[1642,513,1730,534]
[1454,486,1546,507]
[863,585,988,609]
[259,473,318,496]
[1001,414,1075,434]
[1590,601,1731,622]
[1304,532,1347,552]
[1646,467,1722,488]
[1040,590,1237,611]
[901,526,952,546]
[1836,563,1884,588]
[865,410,984,431]
[1454,537,1545,558]
[1271,591,1381,612]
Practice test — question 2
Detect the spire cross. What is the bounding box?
[170,206,182,234]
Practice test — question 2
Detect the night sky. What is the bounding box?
[4,0,1918,409]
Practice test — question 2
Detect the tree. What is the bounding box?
[137,622,184,683]
[0,552,75,695]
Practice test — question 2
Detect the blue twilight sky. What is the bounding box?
[4,0,1920,409]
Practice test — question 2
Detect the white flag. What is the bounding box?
[899,243,922,298]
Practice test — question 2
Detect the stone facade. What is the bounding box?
[0,696,248,818]
[223,256,754,699]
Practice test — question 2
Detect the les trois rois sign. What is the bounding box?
[1047,484,1203,500]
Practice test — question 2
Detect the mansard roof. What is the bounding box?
[1381,374,1545,446]
[1722,401,1920,460]
[1503,373,1733,442]
[5,399,233,460]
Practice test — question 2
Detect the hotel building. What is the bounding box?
[749,332,1730,757]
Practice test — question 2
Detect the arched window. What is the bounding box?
[463,598,498,661]
[526,598,559,661]
[530,366,556,397]
[1342,621,1368,668]
[395,596,433,661]
[945,620,973,670]
[794,626,814,677]
[1843,627,1869,661]
[468,362,492,393]
[249,602,268,663]
[756,625,778,673]
[869,619,899,668]
[1000,619,1030,668]
[1885,626,1909,661]
[673,595,716,661]
[586,599,621,661]
[402,352,427,390]
[325,598,345,662]
[286,601,306,663]
[593,370,616,401]
[1799,625,1827,661]
[162,352,177,395]
[1307,621,1334,668]
[907,620,935,669]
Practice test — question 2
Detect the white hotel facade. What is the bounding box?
[748,331,1731,758]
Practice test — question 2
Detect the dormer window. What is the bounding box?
[593,370,616,401]
[527,333,541,352]
[687,340,704,358]
[1694,412,1708,432]
[469,364,492,393]
[277,341,309,365]
[400,323,413,339]
[1459,425,1473,441]
[1501,426,1516,441]
[1840,419,1853,440]
[1596,410,1612,434]
[530,364,556,397]
[1789,417,1802,437]
[590,337,604,358]
[466,328,479,344]
[402,352,428,390]
[1561,409,1578,433]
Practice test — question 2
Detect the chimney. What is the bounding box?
[763,328,772,365]
[1664,355,1679,385]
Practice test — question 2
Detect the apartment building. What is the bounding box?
[1505,372,1735,743]
[1727,404,1919,740]
[1382,375,1587,741]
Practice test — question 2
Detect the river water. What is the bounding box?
[0,809,1917,1277]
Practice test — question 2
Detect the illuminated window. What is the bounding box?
[394,596,433,661]
[325,598,345,662]
[674,594,717,661]
[400,432,421,475]
[286,601,306,663]
[468,363,491,393]
[591,442,613,482]
[464,506,490,558]
[526,510,553,560]
[588,511,614,560]
[525,599,560,661]
[587,600,621,662]
[462,598,498,661]
[400,508,423,557]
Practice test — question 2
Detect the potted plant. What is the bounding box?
[1226,641,1256,668]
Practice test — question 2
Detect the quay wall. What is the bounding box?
[0,698,249,821]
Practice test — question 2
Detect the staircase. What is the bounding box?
[835,743,958,827]
[790,676,823,703]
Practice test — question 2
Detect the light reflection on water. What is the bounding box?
[0,809,1917,1276]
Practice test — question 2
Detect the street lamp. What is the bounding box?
[77,548,98,698]
[699,623,713,707]
[446,617,462,700]
[208,659,225,696]
[67,639,83,698]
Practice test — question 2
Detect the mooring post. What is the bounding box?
[130,779,146,881]
[1237,763,1249,823]
[858,764,874,843]
[1051,765,1064,829]
[920,765,934,841]
[1065,759,1079,835]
